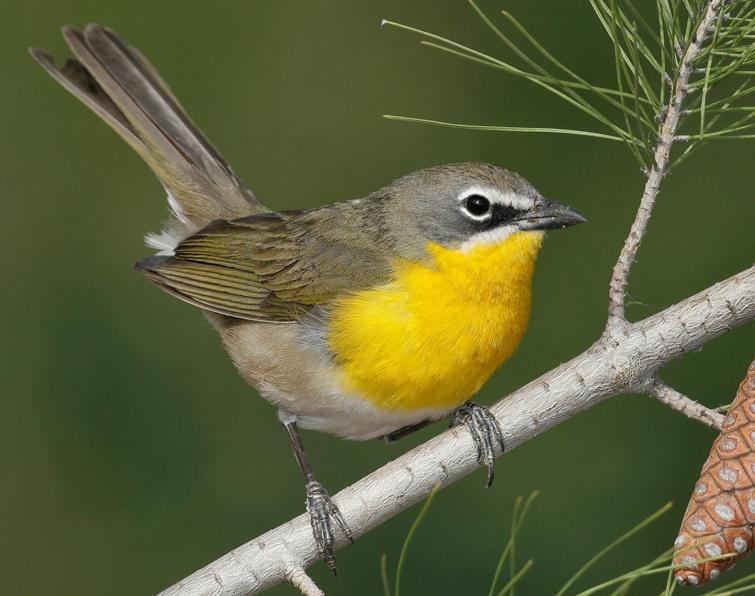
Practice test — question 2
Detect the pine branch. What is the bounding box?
[607,0,725,325]
[382,0,754,167]
[160,265,754,596]
[645,378,725,429]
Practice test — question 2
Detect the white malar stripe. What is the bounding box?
[460,227,544,252]
[460,225,516,252]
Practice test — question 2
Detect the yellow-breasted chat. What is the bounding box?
[31,24,585,572]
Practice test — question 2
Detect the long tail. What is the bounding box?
[30,24,267,250]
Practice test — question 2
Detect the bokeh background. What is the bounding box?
[2,0,753,594]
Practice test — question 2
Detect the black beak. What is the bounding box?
[514,199,586,231]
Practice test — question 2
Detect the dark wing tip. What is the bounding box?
[60,25,82,40]
[133,255,169,275]
[84,23,110,42]
[28,47,52,65]
[60,26,88,56]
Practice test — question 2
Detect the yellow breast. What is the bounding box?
[327,231,544,411]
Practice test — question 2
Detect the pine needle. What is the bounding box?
[394,482,442,596]
[383,115,634,143]
[487,491,539,596]
[381,0,753,168]
[555,501,674,596]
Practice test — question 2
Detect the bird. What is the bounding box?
[30,24,585,573]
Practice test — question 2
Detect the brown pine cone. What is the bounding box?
[673,359,755,585]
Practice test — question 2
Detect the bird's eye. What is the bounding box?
[462,194,491,218]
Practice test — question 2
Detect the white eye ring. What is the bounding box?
[458,191,493,221]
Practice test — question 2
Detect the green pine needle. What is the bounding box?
[383,115,636,143]
[705,571,755,595]
[391,481,442,596]
[555,501,674,596]
[381,0,754,169]
[378,488,754,594]
[486,491,539,596]
[380,553,391,596]
[576,552,738,596]
[495,559,534,596]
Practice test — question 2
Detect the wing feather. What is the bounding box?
[134,208,395,321]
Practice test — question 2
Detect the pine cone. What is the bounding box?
[673,359,755,585]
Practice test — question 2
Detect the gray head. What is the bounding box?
[377,163,585,256]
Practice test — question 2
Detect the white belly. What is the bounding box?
[263,381,450,440]
[213,315,453,440]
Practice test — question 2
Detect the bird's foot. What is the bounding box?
[305,480,353,575]
[450,401,505,488]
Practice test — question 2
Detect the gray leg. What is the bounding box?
[450,401,505,488]
[279,409,353,574]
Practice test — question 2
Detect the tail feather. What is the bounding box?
[30,23,267,241]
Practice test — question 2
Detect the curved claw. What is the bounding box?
[451,401,505,488]
[305,480,353,575]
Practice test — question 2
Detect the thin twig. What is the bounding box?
[287,567,323,596]
[646,378,724,429]
[607,0,723,328]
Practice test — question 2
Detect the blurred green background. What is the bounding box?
[2,0,753,594]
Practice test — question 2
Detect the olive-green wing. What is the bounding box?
[134,210,394,322]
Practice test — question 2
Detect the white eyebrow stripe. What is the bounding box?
[457,185,535,210]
